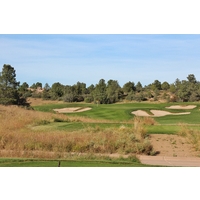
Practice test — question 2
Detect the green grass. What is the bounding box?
[33,102,200,134]
[33,121,200,134]
[32,121,133,131]
[0,158,156,167]
[33,102,200,122]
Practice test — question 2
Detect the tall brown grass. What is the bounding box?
[0,105,155,158]
[177,123,200,151]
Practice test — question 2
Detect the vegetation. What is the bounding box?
[0,64,20,105]
[25,73,200,104]
[177,124,200,151]
[2,64,200,106]
[34,101,200,125]
[1,64,200,166]
[0,104,156,158]
[0,64,29,106]
[0,156,157,167]
[1,98,200,161]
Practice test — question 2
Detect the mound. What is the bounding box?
[166,105,196,109]
[53,107,91,113]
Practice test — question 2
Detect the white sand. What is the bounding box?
[75,108,92,112]
[131,110,151,117]
[132,110,190,117]
[151,110,190,117]
[132,104,195,117]
[166,105,196,109]
[53,107,91,113]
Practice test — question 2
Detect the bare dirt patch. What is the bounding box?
[149,134,199,157]
[53,107,92,113]
[132,110,190,117]
[166,105,197,109]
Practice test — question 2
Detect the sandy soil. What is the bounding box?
[53,107,92,113]
[151,110,190,117]
[149,134,199,157]
[138,155,200,166]
[132,110,190,117]
[132,104,196,117]
[131,110,151,117]
[75,108,92,112]
[166,105,197,109]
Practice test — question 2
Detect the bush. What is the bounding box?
[85,96,94,103]
[34,120,50,125]
[53,118,65,122]
[177,124,200,151]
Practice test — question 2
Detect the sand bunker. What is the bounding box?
[166,105,196,109]
[53,107,92,113]
[131,110,151,117]
[132,110,190,117]
[132,104,196,117]
[151,110,190,117]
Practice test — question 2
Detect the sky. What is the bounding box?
[1,34,200,88]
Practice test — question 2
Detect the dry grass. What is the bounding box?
[133,116,156,140]
[132,116,156,126]
[177,123,200,151]
[0,105,155,158]
[27,98,63,106]
[0,105,72,131]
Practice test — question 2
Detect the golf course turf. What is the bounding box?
[33,102,200,134]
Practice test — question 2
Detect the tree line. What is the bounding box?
[0,64,200,106]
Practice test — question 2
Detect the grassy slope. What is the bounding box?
[33,102,200,134]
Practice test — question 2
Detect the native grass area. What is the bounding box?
[1,98,200,166]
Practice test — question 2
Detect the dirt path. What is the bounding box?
[138,155,200,166]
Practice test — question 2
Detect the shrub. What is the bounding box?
[53,118,65,122]
[34,120,50,125]
[84,97,93,103]
[134,117,148,140]
[177,124,200,151]
[127,154,140,163]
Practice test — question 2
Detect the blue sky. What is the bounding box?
[1,34,200,88]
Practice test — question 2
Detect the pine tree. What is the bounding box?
[0,64,20,105]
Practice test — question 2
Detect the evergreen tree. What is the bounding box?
[50,82,64,99]
[18,82,32,99]
[135,81,143,92]
[161,81,170,90]
[123,81,135,93]
[0,64,20,105]
[106,80,121,103]
[93,79,107,104]
[42,83,51,100]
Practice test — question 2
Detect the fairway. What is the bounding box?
[33,102,200,134]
